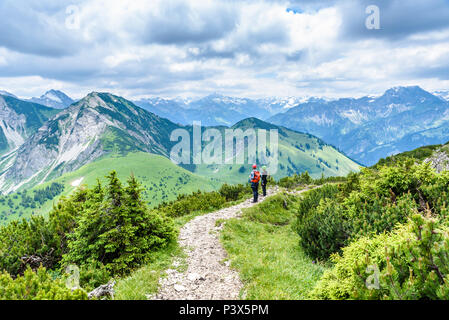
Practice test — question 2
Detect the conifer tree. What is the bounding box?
[62,171,176,275]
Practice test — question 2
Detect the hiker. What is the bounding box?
[261,165,268,197]
[249,164,261,203]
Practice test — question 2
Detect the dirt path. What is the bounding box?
[152,187,282,300]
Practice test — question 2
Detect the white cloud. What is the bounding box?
[0,0,448,100]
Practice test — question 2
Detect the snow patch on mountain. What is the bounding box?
[340,109,368,125]
[29,90,74,109]
[435,91,449,101]
[44,91,63,103]
[0,90,17,98]
[71,177,84,187]
[306,114,334,126]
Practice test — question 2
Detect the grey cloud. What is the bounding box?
[0,0,448,100]
[186,15,289,62]
[412,66,449,80]
[188,46,236,60]
[285,50,305,62]
[265,0,334,9]
[339,0,449,41]
[406,58,449,81]
[0,0,85,57]
[142,2,238,45]
[0,46,221,95]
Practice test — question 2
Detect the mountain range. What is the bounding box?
[0,90,17,98]
[435,91,449,101]
[268,86,449,166]
[0,92,360,195]
[2,85,449,169]
[133,94,314,126]
[135,86,449,166]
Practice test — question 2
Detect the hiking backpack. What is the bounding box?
[251,170,261,183]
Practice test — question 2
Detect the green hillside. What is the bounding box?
[374,142,449,168]
[0,152,217,225]
[191,118,361,184]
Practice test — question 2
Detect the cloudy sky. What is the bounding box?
[0,0,449,100]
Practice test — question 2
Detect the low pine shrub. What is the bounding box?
[218,183,252,202]
[297,199,350,261]
[296,184,339,221]
[277,171,313,189]
[347,192,418,239]
[78,260,111,291]
[310,214,449,300]
[0,194,79,277]
[0,172,177,298]
[295,162,449,261]
[0,267,87,300]
[157,190,226,217]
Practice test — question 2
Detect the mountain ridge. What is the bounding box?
[268,86,449,166]
[0,94,59,155]
[0,92,359,194]
[0,92,181,193]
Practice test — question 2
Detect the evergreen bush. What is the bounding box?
[0,267,87,300]
[62,172,177,275]
[311,214,449,300]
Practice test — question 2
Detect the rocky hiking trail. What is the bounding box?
[151,186,312,300]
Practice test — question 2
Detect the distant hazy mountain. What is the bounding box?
[187,93,271,126]
[28,89,74,109]
[133,97,191,124]
[0,90,17,98]
[0,92,359,194]
[135,93,265,126]
[435,91,449,101]
[134,94,323,126]
[268,86,449,166]
[256,97,328,115]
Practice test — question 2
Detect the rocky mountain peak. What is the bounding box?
[379,86,439,104]
[0,92,179,193]
[28,89,74,109]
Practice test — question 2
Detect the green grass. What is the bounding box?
[116,192,328,300]
[0,152,218,225]
[114,193,252,300]
[49,152,217,206]
[221,193,329,299]
[114,241,185,300]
